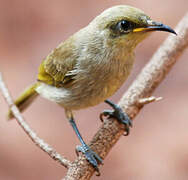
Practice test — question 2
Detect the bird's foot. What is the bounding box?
[76,144,103,176]
[100,99,132,136]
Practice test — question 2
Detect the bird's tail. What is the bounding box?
[7,82,39,120]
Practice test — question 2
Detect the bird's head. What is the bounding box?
[90,5,176,51]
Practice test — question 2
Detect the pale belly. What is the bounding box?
[36,74,127,110]
[36,55,134,110]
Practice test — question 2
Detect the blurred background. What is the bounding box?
[0,0,188,179]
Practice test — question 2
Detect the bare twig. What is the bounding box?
[64,12,188,180]
[137,96,163,105]
[0,73,72,168]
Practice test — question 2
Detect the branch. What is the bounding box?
[64,12,188,179]
[0,73,72,168]
[137,96,163,105]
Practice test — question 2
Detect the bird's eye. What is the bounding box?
[110,19,134,37]
[116,20,132,33]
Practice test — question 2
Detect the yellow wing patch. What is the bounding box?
[37,37,77,87]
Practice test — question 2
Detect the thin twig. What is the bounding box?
[137,96,163,106]
[0,73,72,168]
[64,12,188,180]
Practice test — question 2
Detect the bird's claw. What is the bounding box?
[100,99,132,136]
[76,144,103,176]
[100,110,113,122]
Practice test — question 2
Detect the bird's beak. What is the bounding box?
[133,21,177,35]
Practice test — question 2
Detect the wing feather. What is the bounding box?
[37,37,77,87]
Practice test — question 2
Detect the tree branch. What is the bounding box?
[0,73,72,169]
[64,12,188,180]
[137,96,162,105]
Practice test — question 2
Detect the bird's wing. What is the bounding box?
[37,37,77,87]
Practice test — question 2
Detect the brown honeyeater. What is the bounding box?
[7,5,176,172]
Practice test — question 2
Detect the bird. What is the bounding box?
[7,5,176,173]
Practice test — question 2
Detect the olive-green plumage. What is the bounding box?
[7,5,176,120]
[7,83,39,119]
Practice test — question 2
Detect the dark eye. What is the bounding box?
[116,20,132,33]
[110,19,135,37]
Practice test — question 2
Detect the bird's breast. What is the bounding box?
[36,53,135,110]
[64,54,135,109]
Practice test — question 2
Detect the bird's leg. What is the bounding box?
[100,99,132,136]
[66,110,103,175]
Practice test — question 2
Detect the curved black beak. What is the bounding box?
[133,21,177,35]
[146,22,177,35]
